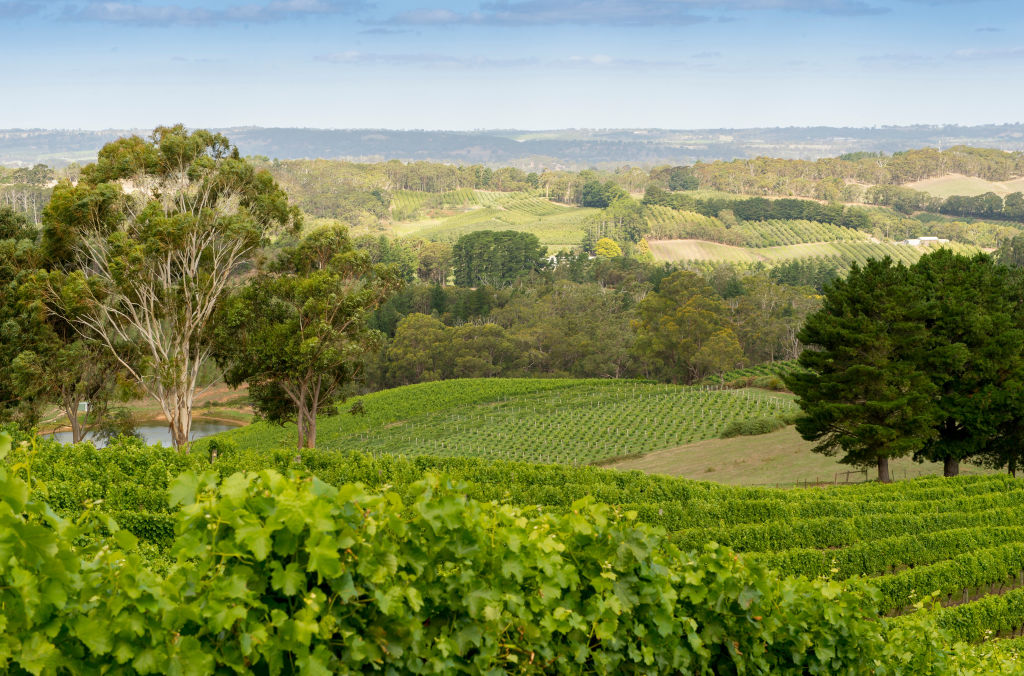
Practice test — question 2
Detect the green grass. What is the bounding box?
[607,426,994,486]
[201,378,799,465]
[388,190,597,245]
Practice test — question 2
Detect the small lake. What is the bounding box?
[48,421,240,448]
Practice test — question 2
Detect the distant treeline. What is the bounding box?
[642,187,872,229]
[9,145,1024,230]
[865,184,1024,220]
[682,146,1024,198]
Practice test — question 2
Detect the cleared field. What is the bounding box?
[389,190,595,244]
[607,426,991,485]
[201,378,800,465]
[649,238,980,267]
[905,173,1024,198]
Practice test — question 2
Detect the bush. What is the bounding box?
[720,415,795,438]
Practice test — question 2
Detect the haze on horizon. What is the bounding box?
[2,0,1023,131]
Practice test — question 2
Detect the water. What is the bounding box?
[48,421,240,448]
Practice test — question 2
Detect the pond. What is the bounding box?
[48,420,241,448]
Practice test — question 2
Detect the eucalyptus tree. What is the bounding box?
[214,226,401,450]
[44,126,298,448]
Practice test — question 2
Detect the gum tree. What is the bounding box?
[45,126,297,448]
[214,226,401,450]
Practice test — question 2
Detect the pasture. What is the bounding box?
[388,188,598,245]
[905,173,1024,198]
[608,426,993,485]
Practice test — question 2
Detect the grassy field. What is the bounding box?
[386,189,597,245]
[607,426,993,485]
[201,378,799,465]
[648,238,980,266]
[905,173,1024,198]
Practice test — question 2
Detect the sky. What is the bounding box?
[2,0,1024,130]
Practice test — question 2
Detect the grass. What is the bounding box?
[906,174,1024,198]
[382,190,597,245]
[200,378,799,465]
[606,426,994,486]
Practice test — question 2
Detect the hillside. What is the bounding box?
[204,378,799,466]
[387,189,597,247]
[203,377,992,486]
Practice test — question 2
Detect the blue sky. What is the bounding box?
[2,0,1023,130]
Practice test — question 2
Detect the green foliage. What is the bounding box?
[786,257,939,481]
[633,270,745,383]
[788,251,1024,479]
[452,230,547,287]
[720,413,798,438]
[214,224,402,449]
[42,125,300,448]
[0,440,981,673]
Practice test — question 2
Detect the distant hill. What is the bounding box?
[5,124,1024,169]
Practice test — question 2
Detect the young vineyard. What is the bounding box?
[202,378,799,464]
[8,430,1024,671]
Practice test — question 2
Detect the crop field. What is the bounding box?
[294,455,1024,650]
[906,173,1024,198]
[32,429,1024,667]
[648,238,980,267]
[203,378,799,464]
[645,207,872,247]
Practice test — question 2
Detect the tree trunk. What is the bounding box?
[1010,457,1017,478]
[877,456,891,484]
[65,400,84,444]
[296,408,306,450]
[943,456,960,477]
[169,404,192,450]
[304,408,317,449]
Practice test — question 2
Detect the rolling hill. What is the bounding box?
[203,378,799,466]
[201,377,989,485]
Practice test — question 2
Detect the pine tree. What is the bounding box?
[785,258,936,482]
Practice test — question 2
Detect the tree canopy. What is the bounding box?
[787,251,1024,481]
[44,125,298,448]
[214,225,401,449]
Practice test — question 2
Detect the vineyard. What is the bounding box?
[201,378,799,464]
[6,427,1024,671]
[645,207,872,247]
[648,238,981,268]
